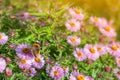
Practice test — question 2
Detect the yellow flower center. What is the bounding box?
[104,27,111,32]
[94,17,98,22]
[70,38,76,43]
[21,59,26,64]
[74,9,81,14]
[35,57,40,63]
[77,75,84,80]
[118,60,120,64]
[0,34,2,39]
[111,46,118,51]
[89,48,95,54]
[77,52,83,57]
[54,71,59,76]
[97,47,102,51]
[22,48,30,54]
[70,22,75,27]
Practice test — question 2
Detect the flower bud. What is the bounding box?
[6,68,12,77]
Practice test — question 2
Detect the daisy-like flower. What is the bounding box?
[116,57,120,67]
[89,16,108,28]
[69,8,84,21]
[99,25,117,38]
[113,68,120,80]
[67,36,81,47]
[73,48,87,61]
[18,59,32,69]
[15,44,34,59]
[65,19,81,32]
[94,44,107,56]
[107,42,120,57]
[16,12,30,20]
[32,55,45,69]
[0,58,6,73]
[84,44,99,61]
[69,71,89,80]
[49,65,64,80]
[0,32,8,45]
[26,68,36,77]
[5,68,12,77]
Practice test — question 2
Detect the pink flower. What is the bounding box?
[67,36,81,47]
[94,44,107,55]
[69,71,94,80]
[15,44,34,59]
[69,8,84,21]
[90,16,108,28]
[5,68,12,76]
[0,32,8,45]
[0,58,6,73]
[84,44,99,61]
[18,59,32,69]
[99,25,116,38]
[49,65,64,80]
[65,19,80,32]
[73,48,87,61]
[107,42,120,57]
[32,55,45,69]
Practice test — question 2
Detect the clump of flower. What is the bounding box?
[90,16,117,38]
[15,43,46,77]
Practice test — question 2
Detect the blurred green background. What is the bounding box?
[2,0,120,40]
